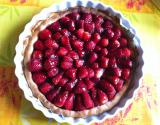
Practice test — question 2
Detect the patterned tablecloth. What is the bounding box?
[0,0,160,125]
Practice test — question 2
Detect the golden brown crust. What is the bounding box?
[23,6,131,118]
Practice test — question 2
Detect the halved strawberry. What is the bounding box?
[90,87,98,106]
[64,79,77,91]
[114,79,124,92]
[84,79,94,90]
[74,95,85,111]
[53,91,69,107]
[46,87,61,101]
[74,80,87,94]
[97,89,108,105]
[82,92,94,109]
[64,93,74,110]
[99,80,116,100]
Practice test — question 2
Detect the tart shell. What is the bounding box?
[14,0,143,124]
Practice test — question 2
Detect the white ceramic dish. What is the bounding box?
[14,0,144,124]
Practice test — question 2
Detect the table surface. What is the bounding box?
[0,0,160,125]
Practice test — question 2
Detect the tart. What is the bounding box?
[23,6,138,118]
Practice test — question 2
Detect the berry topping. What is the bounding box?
[84,22,95,33]
[28,10,134,111]
[68,12,80,20]
[103,20,113,29]
[83,32,91,41]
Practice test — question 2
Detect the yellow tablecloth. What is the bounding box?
[0,0,160,125]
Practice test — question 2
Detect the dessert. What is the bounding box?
[23,6,137,117]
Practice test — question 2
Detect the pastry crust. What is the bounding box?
[23,6,133,118]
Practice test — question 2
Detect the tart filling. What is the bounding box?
[24,7,137,117]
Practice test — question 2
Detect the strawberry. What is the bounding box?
[58,78,68,86]
[74,80,87,94]
[28,59,42,72]
[57,47,68,56]
[38,29,51,40]
[65,68,77,79]
[53,91,69,107]
[82,92,94,109]
[84,79,94,90]
[48,21,61,32]
[39,82,52,94]
[76,29,84,39]
[77,66,88,79]
[114,79,124,92]
[44,39,59,49]
[44,58,58,70]
[46,87,61,101]
[34,40,44,50]
[90,87,98,106]
[74,95,85,111]
[52,72,63,85]
[121,68,130,80]
[60,61,73,70]
[64,93,74,110]
[32,50,43,60]
[32,72,46,84]
[97,89,108,105]
[47,67,59,78]
[99,80,116,100]
[72,40,84,50]
[64,79,77,91]
[107,75,120,85]
[75,59,84,68]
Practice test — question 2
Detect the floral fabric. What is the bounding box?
[0,0,160,125]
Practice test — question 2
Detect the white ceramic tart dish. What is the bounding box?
[14,0,144,124]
